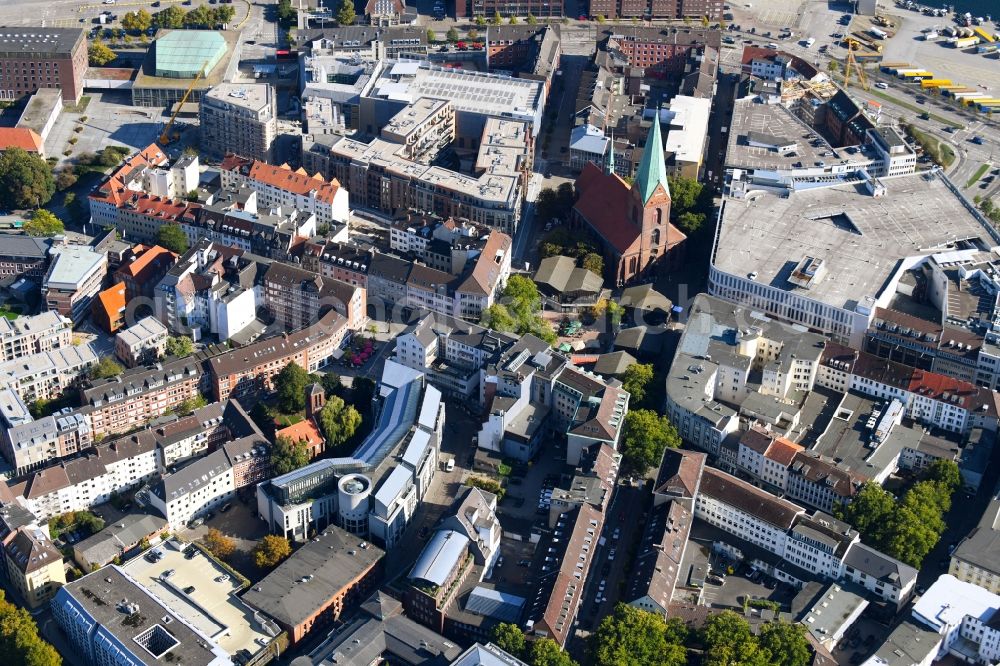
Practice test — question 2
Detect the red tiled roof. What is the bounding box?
[247,161,341,204]
[574,161,686,256]
[767,437,804,467]
[457,230,512,296]
[0,128,42,153]
[116,244,177,285]
[94,282,126,327]
[92,144,170,207]
[276,419,324,449]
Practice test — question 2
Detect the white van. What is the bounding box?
[445,457,455,472]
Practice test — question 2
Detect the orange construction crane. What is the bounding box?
[159,60,209,145]
[844,42,870,91]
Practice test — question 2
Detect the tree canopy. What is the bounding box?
[253,534,291,568]
[23,210,64,237]
[336,0,356,25]
[153,5,186,28]
[591,604,688,666]
[491,623,526,659]
[0,590,61,666]
[165,335,194,358]
[0,148,55,210]
[758,621,812,666]
[480,275,556,343]
[203,528,236,560]
[621,363,654,406]
[701,611,771,666]
[88,41,116,66]
[621,409,680,477]
[317,395,361,449]
[270,436,311,475]
[156,223,188,254]
[90,356,124,380]
[122,9,153,32]
[274,362,311,412]
[528,638,577,666]
[276,0,297,25]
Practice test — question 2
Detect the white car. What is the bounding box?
[102,0,115,4]
[875,82,889,89]
[215,574,230,583]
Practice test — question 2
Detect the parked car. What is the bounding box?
[183,586,195,594]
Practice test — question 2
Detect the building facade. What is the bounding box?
[200,83,277,162]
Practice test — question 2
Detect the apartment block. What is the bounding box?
[1,410,91,476]
[950,497,1000,595]
[114,244,177,300]
[0,310,72,362]
[208,310,348,402]
[0,344,97,402]
[78,357,205,439]
[0,236,49,280]
[2,526,65,609]
[263,262,366,331]
[0,28,87,103]
[220,156,349,228]
[114,315,169,367]
[200,83,277,162]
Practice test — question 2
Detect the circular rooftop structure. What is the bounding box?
[154,30,227,79]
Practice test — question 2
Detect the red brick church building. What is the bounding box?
[573,112,686,285]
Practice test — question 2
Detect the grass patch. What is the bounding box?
[63,96,92,114]
[273,412,304,428]
[902,123,956,168]
[0,304,20,320]
[967,163,992,188]
[867,89,964,129]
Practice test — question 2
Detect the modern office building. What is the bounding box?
[42,244,108,324]
[200,83,277,162]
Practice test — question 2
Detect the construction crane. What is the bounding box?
[159,61,210,146]
[844,42,870,91]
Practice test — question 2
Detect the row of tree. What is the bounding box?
[203,528,292,569]
[835,459,961,567]
[492,605,812,666]
[0,591,61,666]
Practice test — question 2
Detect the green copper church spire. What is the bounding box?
[634,107,671,205]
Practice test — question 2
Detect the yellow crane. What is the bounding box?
[844,42,870,91]
[159,60,210,146]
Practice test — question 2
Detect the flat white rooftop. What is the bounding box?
[714,171,996,311]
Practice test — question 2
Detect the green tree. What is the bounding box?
[317,395,362,448]
[0,148,55,210]
[921,459,961,493]
[23,210,64,237]
[427,28,437,43]
[467,29,479,41]
[834,482,895,548]
[174,394,207,415]
[350,377,377,411]
[667,174,703,213]
[702,610,769,666]
[276,0,297,25]
[621,409,680,477]
[90,356,124,380]
[581,252,604,275]
[75,511,106,535]
[496,275,557,343]
[758,621,811,666]
[213,5,236,25]
[621,363,654,405]
[596,14,606,23]
[592,604,687,666]
[204,528,236,560]
[526,13,537,24]
[165,335,194,358]
[122,9,152,33]
[475,16,487,27]
[0,591,62,666]
[828,59,840,73]
[156,222,189,254]
[183,4,215,28]
[491,10,502,24]
[701,14,709,26]
[88,40,116,66]
[336,0,356,25]
[270,435,311,475]
[153,5,186,28]
[481,303,517,332]
[274,361,311,412]
[253,534,291,568]
[529,638,578,666]
[55,167,78,191]
[447,27,459,42]
[508,15,518,24]
[677,211,706,234]
[491,623,526,658]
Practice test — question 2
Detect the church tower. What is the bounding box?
[629,109,673,274]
